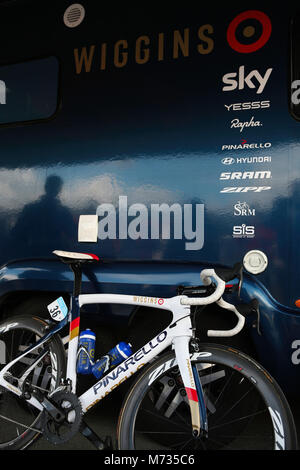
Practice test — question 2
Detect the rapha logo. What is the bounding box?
[222,66,273,94]
[231,116,263,133]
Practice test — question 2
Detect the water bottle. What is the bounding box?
[92,342,132,379]
[77,329,96,374]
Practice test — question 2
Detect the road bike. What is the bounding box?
[0,250,297,450]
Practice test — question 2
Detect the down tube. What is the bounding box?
[79,328,172,414]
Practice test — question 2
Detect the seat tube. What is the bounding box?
[66,294,80,392]
[66,262,83,392]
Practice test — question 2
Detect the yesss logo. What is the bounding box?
[227,10,272,53]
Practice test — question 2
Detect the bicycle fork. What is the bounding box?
[172,319,208,438]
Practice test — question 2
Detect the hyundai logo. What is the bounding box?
[221,157,235,165]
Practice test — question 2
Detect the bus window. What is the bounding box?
[0,56,59,125]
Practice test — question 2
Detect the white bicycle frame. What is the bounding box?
[78,293,201,431]
[0,268,245,436]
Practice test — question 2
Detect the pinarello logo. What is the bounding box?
[227,10,272,53]
[158,299,164,305]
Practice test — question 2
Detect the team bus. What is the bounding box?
[0,0,299,396]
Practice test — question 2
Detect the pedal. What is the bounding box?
[80,421,114,450]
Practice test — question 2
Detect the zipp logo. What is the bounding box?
[221,186,271,193]
[220,171,271,180]
[222,66,273,94]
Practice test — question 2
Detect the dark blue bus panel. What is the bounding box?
[0,1,299,395]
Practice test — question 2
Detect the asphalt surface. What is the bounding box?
[29,393,300,452]
[30,393,119,451]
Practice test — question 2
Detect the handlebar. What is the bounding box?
[180,264,250,338]
[180,269,226,306]
[207,298,245,337]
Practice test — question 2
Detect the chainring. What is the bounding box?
[41,390,82,445]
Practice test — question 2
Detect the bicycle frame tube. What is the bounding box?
[0,292,206,436]
[75,293,204,435]
[0,317,68,410]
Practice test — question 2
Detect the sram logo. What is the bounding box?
[222,66,273,94]
[221,186,271,193]
[220,171,271,180]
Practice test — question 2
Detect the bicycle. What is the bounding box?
[0,250,297,450]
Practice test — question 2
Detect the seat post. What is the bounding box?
[70,263,83,297]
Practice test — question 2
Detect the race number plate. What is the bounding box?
[47,297,68,322]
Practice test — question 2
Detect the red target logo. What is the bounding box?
[158,298,164,305]
[227,10,272,53]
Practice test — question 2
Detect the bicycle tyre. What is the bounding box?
[117,344,297,450]
[0,315,66,450]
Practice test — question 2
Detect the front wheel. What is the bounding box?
[117,344,297,450]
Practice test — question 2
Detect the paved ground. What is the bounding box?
[29,393,300,451]
[30,393,119,451]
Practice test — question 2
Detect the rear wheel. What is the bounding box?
[117,344,297,450]
[0,315,66,450]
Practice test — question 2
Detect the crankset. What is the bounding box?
[41,390,82,445]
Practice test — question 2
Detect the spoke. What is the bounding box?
[134,361,277,450]
[210,407,268,431]
[213,369,235,406]
[138,406,190,431]
[212,386,256,425]
[169,436,194,450]
[0,413,41,433]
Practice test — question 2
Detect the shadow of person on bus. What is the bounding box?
[11,175,76,258]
